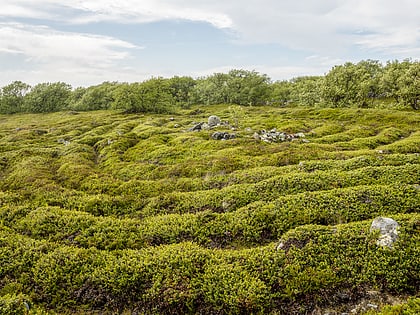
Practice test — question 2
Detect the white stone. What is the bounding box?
[370,217,400,248]
[208,115,221,127]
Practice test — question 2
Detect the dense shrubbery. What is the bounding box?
[1,214,419,314]
[365,298,420,314]
[0,105,419,314]
[6,183,417,250]
[0,294,31,315]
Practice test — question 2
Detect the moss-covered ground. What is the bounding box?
[0,105,419,314]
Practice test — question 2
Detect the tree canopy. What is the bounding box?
[24,82,72,113]
[0,59,418,114]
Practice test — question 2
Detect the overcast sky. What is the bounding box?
[0,0,419,87]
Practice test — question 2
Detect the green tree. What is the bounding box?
[112,78,174,113]
[0,81,31,114]
[380,60,410,104]
[68,86,87,110]
[168,76,196,108]
[381,60,419,110]
[399,61,419,110]
[70,82,119,111]
[270,80,292,106]
[322,60,383,108]
[24,82,72,113]
[225,69,271,106]
[191,70,271,106]
[289,76,324,106]
[191,73,230,105]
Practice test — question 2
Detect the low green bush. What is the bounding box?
[141,164,419,216]
[364,297,420,314]
[3,214,417,313]
[0,294,30,315]
[1,106,419,314]
[377,131,420,154]
[314,125,378,144]
[8,184,417,250]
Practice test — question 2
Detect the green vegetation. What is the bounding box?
[0,101,419,314]
[364,298,420,314]
[1,59,419,114]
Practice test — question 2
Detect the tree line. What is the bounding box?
[0,59,418,114]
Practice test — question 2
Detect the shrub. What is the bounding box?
[0,294,30,315]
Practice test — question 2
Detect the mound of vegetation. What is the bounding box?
[0,105,419,314]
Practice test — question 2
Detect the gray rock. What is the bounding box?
[33,129,48,135]
[208,115,221,127]
[276,241,285,251]
[58,138,71,146]
[366,304,378,309]
[370,217,400,248]
[254,129,306,143]
[189,122,204,131]
[201,123,211,130]
[211,131,236,140]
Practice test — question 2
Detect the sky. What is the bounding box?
[0,0,419,87]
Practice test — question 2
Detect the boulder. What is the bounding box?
[370,217,400,248]
[208,115,221,127]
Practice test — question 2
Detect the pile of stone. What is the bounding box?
[189,115,223,131]
[211,131,236,140]
[57,138,71,146]
[253,128,307,143]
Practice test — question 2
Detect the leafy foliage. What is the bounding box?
[0,59,419,115]
[24,82,72,113]
[0,81,31,114]
[112,78,175,113]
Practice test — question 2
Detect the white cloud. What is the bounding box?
[71,0,233,28]
[0,22,142,86]
[4,0,418,57]
[0,0,418,85]
[0,0,233,28]
[1,0,419,56]
[0,2,52,19]
[0,23,138,63]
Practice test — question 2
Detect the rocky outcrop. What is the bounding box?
[370,217,400,248]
